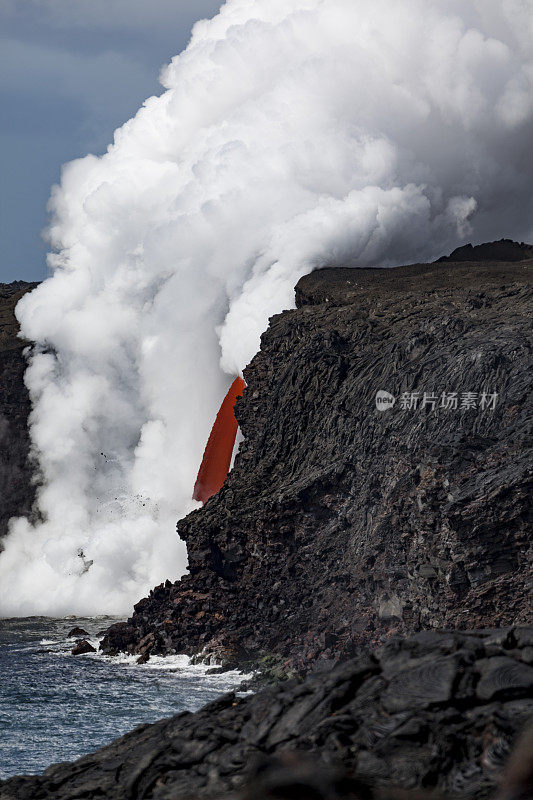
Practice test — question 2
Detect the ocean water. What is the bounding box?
[0,617,249,780]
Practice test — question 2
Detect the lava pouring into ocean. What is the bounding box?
[193,377,245,504]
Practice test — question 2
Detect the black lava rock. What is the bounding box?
[0,282,38,543]
[101,254,533,674]
[71,639,96,656]
[67,627,89,638]
[437,239,533,263]
[2,628,533,799]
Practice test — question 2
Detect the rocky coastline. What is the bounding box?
[2,627,533,799]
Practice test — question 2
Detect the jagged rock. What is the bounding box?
[475,657,533,702]
[230,753,372,800]
[0,281,38,543]
[67,626,89,638]
[2,629,533,799]
[437,239,533,263]
[101,253,533,673]
[71,639,96,656]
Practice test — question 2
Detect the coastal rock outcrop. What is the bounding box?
[2,628,533,799]
[0,282,38,543]
[71,639,96,656]
[102,249,533,673]
[67,627,90,638]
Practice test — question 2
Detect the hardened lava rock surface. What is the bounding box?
[0,282,38,543]
[102,247,532,672]
[2,628,533,799]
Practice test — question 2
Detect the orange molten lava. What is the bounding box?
[193,377,245,504]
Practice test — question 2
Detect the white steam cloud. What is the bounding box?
[1,0,532,616]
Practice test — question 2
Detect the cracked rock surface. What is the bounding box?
[102,254,533,673]
[0,282,38,543]
[2,628,533,799]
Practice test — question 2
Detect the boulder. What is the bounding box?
[71,639,96,656]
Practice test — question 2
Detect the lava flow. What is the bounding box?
[193,377,245,504]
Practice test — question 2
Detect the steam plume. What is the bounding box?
[1,0,532,615]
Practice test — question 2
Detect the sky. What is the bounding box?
[0,0,223,283]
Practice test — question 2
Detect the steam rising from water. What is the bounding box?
[1,0,532,615]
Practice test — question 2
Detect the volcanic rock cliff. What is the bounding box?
[0,282,37,543]
[102,245,533,673]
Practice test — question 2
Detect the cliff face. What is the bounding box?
[3,628,533,799]
[0,282,37,543]
[102,253,533,672]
